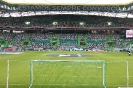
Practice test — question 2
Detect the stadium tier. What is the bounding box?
[0,31,133,51]
[0,15,133,28]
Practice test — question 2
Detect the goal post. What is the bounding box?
[29,60,107,88]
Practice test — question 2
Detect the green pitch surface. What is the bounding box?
[0,51,133,88]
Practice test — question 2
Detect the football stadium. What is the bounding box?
[0,0,133,88]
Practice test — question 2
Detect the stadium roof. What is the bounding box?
[1,0,133,18]
[2,0,133,5]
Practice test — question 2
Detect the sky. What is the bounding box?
[3,0,133,5]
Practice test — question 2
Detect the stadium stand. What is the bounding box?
[0,29,133,52]
[0,15,133,28]
[0,2,133,52]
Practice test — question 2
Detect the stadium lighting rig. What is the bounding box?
[79,22,84,26]
[107,22,112,26]
[52,21,58,26]
[25,21,30,25]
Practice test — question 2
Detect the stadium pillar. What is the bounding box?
[57,34,60,45]
[10,30,13,33]
[0,29,3,33]
[50,34,52,45]
[84,34,87,44]
[78,34,80,46]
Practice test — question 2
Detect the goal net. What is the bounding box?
[29,60,106,88]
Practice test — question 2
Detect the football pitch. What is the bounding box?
[0,51,133,88]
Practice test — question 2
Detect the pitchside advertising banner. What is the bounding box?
[126,30,133,38]
[17,5,128,12]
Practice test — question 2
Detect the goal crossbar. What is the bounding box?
[31,60,106,63]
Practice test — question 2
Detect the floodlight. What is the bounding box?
[52,21,58,25]
[107,22,112,26]
[25,21,30,25]
[79,22,84,26]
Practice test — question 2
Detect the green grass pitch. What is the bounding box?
[0,51,133,88]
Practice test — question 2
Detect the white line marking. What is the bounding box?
[77,54,81,57]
